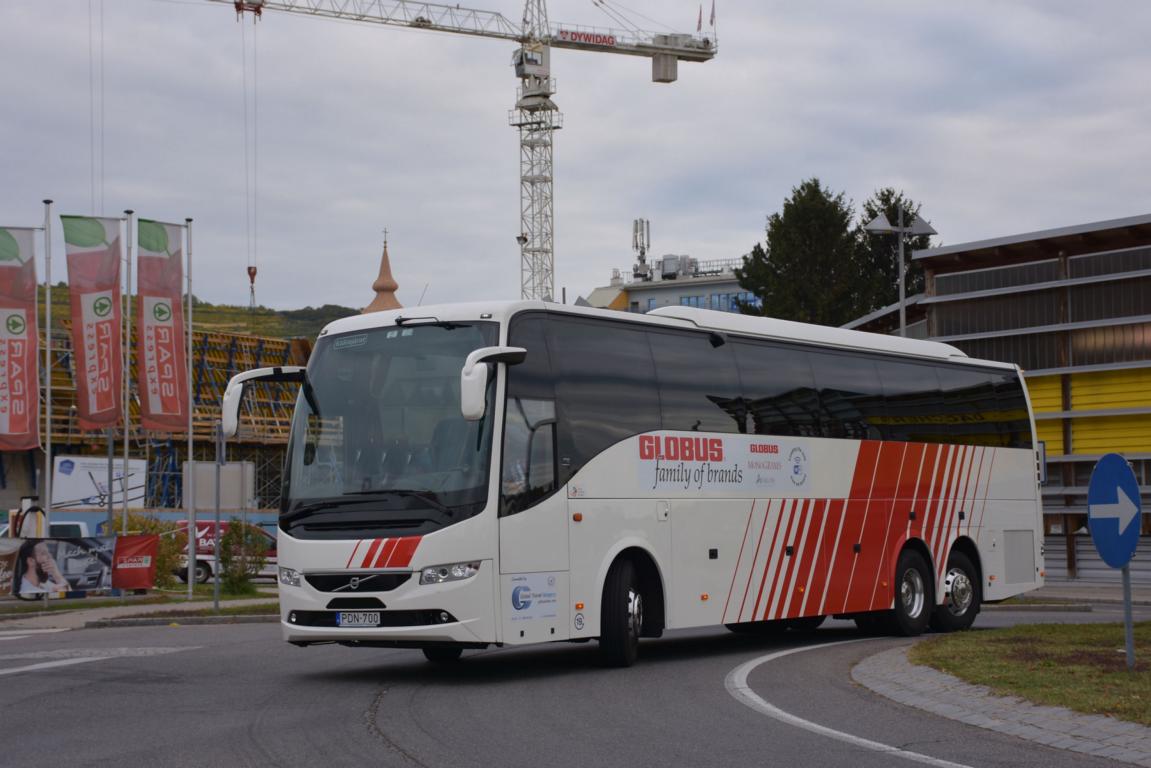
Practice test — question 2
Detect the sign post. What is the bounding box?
[1087,453,1142,671]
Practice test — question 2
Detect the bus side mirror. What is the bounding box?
[221,366,307,438]
[460,346,527,421]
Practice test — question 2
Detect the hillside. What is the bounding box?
[37,284,358,340]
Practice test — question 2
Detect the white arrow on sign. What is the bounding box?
[1093,486,1140,533]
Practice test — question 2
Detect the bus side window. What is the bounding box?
[877,359,945,443]
[733,341,819,437]
[501,398,557,516]
[502,313,559,516]
[648,328,744,433]
[807,350,884,440]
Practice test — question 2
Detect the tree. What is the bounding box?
[857,188,934,312]
[734,178,868,326]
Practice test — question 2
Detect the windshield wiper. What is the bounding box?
[385,489,455,519]
[281,497,384,524]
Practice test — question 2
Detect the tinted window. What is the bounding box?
[502,315,558,514]
[734,341,819,436]
[936,366,1032,448]
[807,350,884,439]
[876,360,947,443]
[546,317,661,475]
[649,329,745,433]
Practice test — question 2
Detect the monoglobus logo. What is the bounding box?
[639,435,724,462]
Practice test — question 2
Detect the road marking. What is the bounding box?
[0,657,107,677]
[0,636,32,642]
[725,640,974,768]
[0,629,70,637]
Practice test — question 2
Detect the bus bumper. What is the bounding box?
[279,559,497,646]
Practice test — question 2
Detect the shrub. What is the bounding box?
[218,519,268,594]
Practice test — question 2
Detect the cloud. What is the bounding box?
[1,0,1149,312]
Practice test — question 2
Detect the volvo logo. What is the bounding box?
[349,577,361,590]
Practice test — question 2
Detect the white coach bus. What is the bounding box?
[222,301,1044,666]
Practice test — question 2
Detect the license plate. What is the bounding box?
[337,611,380,627]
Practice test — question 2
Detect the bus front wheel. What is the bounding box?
[892,549,932,636]
[930,551,980,632]
[599,559,642,667]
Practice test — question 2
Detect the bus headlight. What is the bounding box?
[420,561,481,585]
[279,567,302,587]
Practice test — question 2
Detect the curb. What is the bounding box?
[86,615,280,628]
[983,603,1093,612]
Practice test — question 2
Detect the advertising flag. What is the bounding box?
[112,534,160,590]
[136,220,189,431]
[0,227,41,451]
[62,216,123,430]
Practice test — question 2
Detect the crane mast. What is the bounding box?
[223,0,716,300]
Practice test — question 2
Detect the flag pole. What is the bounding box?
[42,199,53,526]
[186,217,195,600]
[122,209,134,534]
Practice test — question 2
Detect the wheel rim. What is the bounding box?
[627,587,643,640]
[943,567,973,616]
[900,567,925,619]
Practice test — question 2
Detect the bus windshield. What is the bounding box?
[281,321,498,538]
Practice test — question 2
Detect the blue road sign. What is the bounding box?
[1087,453,1142,569]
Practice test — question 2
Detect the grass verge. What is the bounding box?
[0,585,275,616]
[910,622,1151,726]
[135,602,280,618]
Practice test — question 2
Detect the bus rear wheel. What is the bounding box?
[930,551,980,632]
[599,559,642,667]
[892,549,932,636]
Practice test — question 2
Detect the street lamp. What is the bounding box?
[864,206,937,337]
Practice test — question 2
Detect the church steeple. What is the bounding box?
[364,228,402,313]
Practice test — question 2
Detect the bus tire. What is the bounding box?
[892,549,932,636]
[599,559,642,667]
[785,615,825,633]
[422,646,463,664]
[930,551,981,633]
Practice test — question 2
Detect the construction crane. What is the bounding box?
[220,0,716,300]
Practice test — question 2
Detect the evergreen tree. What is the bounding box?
[857,188,934,311]
[734,178,867,326]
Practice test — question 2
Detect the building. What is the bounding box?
[847,213,1151,581]
[586,254,760,314]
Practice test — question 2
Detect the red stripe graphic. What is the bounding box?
[937,445,976,584]
[360,539,383,569]
[965,447,987,537]
[931,445,967,571]
[738,499,777,622]
[921,444,954,558]
[374,538,400,568]
[388,536,422,568]
[976,448,998,532]
[345,540,363,569]
[826,442,882,614]
[757,498,799,621]
[770,499,812,620]
[796,499,830,617]
[845,442,905,613]
[722,500,757,624]
[867,442,919,611]
[816,499,847,615]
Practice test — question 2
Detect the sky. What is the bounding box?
[2,0,1150,312]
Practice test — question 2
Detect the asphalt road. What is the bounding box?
[0,606,1147,768]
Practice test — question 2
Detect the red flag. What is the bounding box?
[62,216,123,430]
[112,534,160,590]
[136,220,189,431]
[0,227,40,450]
[710,0,716,26]
[697,4,702,33]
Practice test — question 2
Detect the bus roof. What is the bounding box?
[320,301,1005,367]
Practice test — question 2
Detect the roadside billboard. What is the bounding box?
[51,455,147,511]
